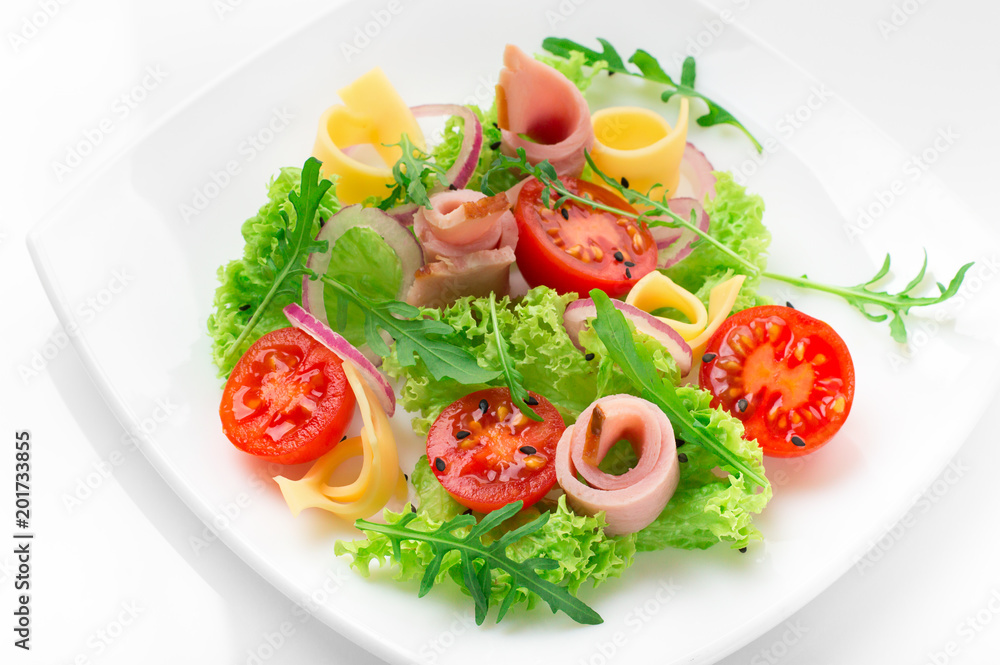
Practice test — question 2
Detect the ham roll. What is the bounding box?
[496,44,594,176]
[406,190,518,308]
[555,395,680,535]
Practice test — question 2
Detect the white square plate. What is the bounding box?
[28,1,1000,662]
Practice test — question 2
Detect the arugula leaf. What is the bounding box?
[378,133,449,210]
[353,501,603,625]
[542,37,762,152]
[488,295,542,421]
[320,275,499,384]
[589,289,768,487]
[224,157,331,361]
[762,252,975,344]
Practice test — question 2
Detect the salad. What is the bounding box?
[207,38,971,626]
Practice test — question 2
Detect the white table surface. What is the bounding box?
[3,0,999,663]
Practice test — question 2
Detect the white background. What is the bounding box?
[2,0,999,663]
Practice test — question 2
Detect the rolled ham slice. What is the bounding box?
[413,190,517,262]
[405,247,516,309]
[496,44,594,176]
[555,395,680,536]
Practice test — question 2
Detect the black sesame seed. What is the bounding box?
[737,398,749,413]
[463,508,473,515]
[411,505,418,513]
[791,435,806,447]
[560,208,569,220]
[625,268,632,279]
[702,352,717,363]
[403,474,409,481]
[448,183,457,191]
[677,453,688,463]
[239,304,250,311]
[614,251,624,262]
[608,70,615,77]
[676,440,686,448]
[492,122,499,129]
[479,399,489,413]
[490,141,501,150]
[585,353,596,361]
[434,457,446,472]
[341,435,347,442]
[785,301,795,309]
[624,261,635,268]
[739,547,748,553]
[519,445,537,455]
[620,176,629,188]
[456,430,470,440]
[525,396,539,406]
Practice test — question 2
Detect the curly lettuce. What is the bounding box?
[534,50,608,93]
[382,286,679,434]
[207,167,340,377]
[664,171,771,312]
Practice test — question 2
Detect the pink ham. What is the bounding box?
[413,189,517,261]
[405,246,516,309]
[555,395,680,536]
[496,44,594,176]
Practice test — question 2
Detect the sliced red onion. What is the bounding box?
[284,303,396,416]
[411,104,483,189]
[302,205,423,365]
[563,298,693,375]
[648,197,711,270]
[386,203,418,228]
[679,142,717,203]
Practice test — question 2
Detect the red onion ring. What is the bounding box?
[284,303,396,416]
[302,205,423,365]
[563,298,693,375]
[386,203,418,228]
[648,197,711,270]
[679,142,717,203]
[410,104,483,190]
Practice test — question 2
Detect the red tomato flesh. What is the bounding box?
[514,177,657,297]
[220,327,356,465]
[699,306,855,457]
[426,388,566,512]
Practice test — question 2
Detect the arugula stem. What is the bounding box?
[226,276,288,361]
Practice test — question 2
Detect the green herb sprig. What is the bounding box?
[224,157,330,361]
[321,276,499,384]
[589,290,768,487]
[354,501,603,625]
[378,133,449,210]
[488,295,542,421]
[542,37,762,152]
[484,150,972,343]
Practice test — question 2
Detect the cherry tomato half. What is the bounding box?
[220,327,356,465]
[426,388,566,513]
[699,306,855,457]
[514,176,657,297]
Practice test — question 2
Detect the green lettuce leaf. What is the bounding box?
[427,103,517,193]
[600,386,771,550]
[321,226,402,349]
[207,167,340,377]
[410,455,465,522]
[664,171,771,311]
[381,286,679,434]
[534,50,608,93]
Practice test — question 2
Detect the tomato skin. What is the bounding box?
[514,177,657,297]
[699,306,855,457]
[220,327,356,465]
[426,388,565,513]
